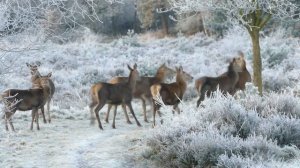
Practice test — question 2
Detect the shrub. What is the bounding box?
[144,88,300,167]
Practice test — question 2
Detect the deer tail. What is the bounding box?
[89,84,103,109]
[150,84,162,98]
[195,77,206,95]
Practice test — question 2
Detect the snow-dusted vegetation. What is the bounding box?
[0,0,299,167]
[144,86,300,167]
[0,26,299,167]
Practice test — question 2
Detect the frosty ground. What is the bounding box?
[0,102,158,168]
[0,27,300,167]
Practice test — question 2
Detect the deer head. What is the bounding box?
[26,62,41,75]
[231,58,243,73]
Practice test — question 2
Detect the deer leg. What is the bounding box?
[41,106,47,124]
[105,104,113,123]
[121,104,132,124]
[173,104,180,114]
[31,110,35,130]
[47,99,51,123]
[89,103,96,125]
[112,105,118,129]
[127,103,141,127]
[9,118,15,132]
[94,102,106,130]
[141,97,148,122]
[35,109,40,130]
[196,93,205,108]
[7,112,15,131]
[196,96,201,108]
[152,100,158,127]
[5,116,8,131]
[148,97,154,113]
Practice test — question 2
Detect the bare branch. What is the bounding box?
[168,0,300,29]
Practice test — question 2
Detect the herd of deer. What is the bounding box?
[1,51,251,131]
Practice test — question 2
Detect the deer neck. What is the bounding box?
[31,77,41,88]
[127,72,138,92]
[41,85,51,98]
[154,68,166,82]
[31,71,42,88]
[176,75,187,91]
[227,62,239,81]
[241,61,247,71]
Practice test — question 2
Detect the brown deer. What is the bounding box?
[150,66,192,126]
[106,63,176,123]
[26,63,55,123]
[195,57,243,107]
[89,64,141,130]
[230,51,251,91]
[1,73,52,131]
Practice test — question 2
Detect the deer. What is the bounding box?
[106,63,176,123]
[89,64,142,130]
[0,73,52,131]
[150,66,192,126]
[195,56,244,107]
[26,62,55,123]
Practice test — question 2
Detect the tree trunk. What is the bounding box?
[160,12,169,35]
[249,29,263,95]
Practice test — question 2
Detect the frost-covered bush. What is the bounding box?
[258,116,300,147]
[259,29,298,92]
[260,30,292,68]
[263,69,294,92]
[199,92,260,139]
[237,84,300,118]
[175,14,204,36]
[113,29,140,47]
[146,125,298,167]
[144,88,300,167]
[205,10,230,38]
[263,46,291,67]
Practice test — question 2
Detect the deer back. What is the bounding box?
[151,66,189,104]
[108,64,175,99]
[108,77,128,84]
[91,64,139,105]
[199,58,242,96]
[2,89,46,111]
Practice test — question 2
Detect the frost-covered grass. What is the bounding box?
[144,86,300,167]
[0,26,299,167]
[1,26,299,115]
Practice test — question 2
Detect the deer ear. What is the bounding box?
[133,63,137,69]
[179,66,183,71]
[127,64,133,71]
[237,51,244,58]
[36,62,41,66]
[47,72,52,78]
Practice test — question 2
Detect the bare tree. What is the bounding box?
[0,0,121,77]
[0,0,125,42]
[168,0,299,95]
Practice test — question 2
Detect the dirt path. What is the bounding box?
[0,117,150,168]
